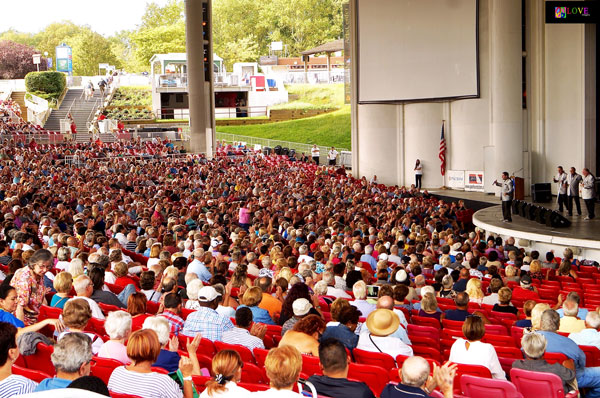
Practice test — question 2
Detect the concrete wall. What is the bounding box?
[351,0,596,192]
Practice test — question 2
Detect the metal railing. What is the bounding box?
[215,106,268,118]
[214,132,350,162]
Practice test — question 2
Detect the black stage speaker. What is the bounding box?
[532,183,552,203]
[546,210,571,228]
[263,146,271,155]
[281,147,289,156]
[534,206,549,224]
[273,145,282,155]
[512,200,521,214]
[526,204,538,221]
[518,201,528,218]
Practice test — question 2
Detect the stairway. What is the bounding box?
[9,92,28,122]
[43,89,103,140]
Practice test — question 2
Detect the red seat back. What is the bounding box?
[253,347,269,367]
[353,348,396,369]
[407,323,440,341]
[23,343,55,376]
[581,345,600,367]
[110,392,143,398]
[146,301,160,314]
[237,382,270,392]
[452,363,492,394]
[412,345,442,363]
[412,315,441,329]
[98,302,122,315]
[214,341,256,364]
[91,357,123,384]
[510,367,567,398]
[178,335,215,357]
[460,374,523,398]
[543,352,568,365]
[180,308,195,320]
[442,319,465,330]
[348,362,389,397]
[241,361,268,384]
[11,365,51,383]
[301,354,322,376]
[483,334,518,348]
[105,283,124,294]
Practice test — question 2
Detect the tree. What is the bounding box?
[69,30,121,76]
[131,24,186,70]
[0,29,37,48]
[140,0,184,29]
[0,40,46,79]
[34,21,87,59]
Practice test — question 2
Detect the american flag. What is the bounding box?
[439,122,446,176]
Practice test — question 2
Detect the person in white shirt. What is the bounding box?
[387,245,402,265]
[482,278,503,306]
[414,159,423,190]
[566,167,583,216]
[493,172,514,222]
[327,147,338,166]
[350,281,376,318]
[553,166,569,213]
[252,345,304,397]
[297,245,313,265]
[448,315,505,380]
[221,307,266,351]
[357,309,413,359]
[323,271,351,299]
[69,275,105,320]
[311,144,320,166]
[200,350,249,398]
[568,311,600,348]
[581,168,596,220]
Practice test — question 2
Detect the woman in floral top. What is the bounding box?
[9,249,53,326]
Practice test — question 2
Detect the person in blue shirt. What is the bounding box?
[320,306,361,351]
[238,287,275,325]
[556,292,589,320]
[360,246,378,271]
[538,309,600,398]
[187,249,213,283]
[35,332,93,391]
[0,285,63,334]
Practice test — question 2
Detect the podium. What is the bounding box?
[514,177,524,200]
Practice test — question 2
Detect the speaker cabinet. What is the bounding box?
[532,183,552,203]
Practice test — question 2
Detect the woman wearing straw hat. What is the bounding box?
[356,309,413,359]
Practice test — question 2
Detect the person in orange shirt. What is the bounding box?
[257,274,284,320]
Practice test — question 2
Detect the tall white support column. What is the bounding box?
[490,0,523,183]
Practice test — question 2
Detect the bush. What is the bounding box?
[25,71,66,96]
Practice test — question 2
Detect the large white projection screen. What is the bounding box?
[357,0,479,103]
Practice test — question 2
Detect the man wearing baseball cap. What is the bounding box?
[511,274,540,302]
[181,286,234,341]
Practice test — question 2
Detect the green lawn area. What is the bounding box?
[271,83,345,110]
[217,105,351,149]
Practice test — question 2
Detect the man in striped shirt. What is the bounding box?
[160,293,185,336]
[222,306,267,350]
[181,286,233,341]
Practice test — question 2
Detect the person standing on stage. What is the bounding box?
[582,168,596,220]
[566,167,583,217]
[494,172,514,222]
[414,159,423,190]
[553,166,568,213]
[311,144,320,165]
[327,146,339,166]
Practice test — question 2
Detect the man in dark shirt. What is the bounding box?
[512,331,576,393]
[452,268,470,292]
[308,339,375,398]
[444,292,471,322]
[381,356,456,398]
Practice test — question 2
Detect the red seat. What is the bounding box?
[441,328,464,340]
[412,345,443,363]
[105,283,124,294]
[409,335,440,350]
[301,354,322,376]
[485,324,508,335]
[241,361,267,384]
[23,343,55,376]
[543,352,569,365]
[253,347,269,367]
[442,319,465,330]
[38,305,63,321]
[511,326,525,346]
[11,365,50,383]
[88,317,107,337]
[581,345,600,367]
[412,315,441,329]
[353,348,396,369]
[214,341,256,364]
[396,355,440,371]
[178,335,215,357]
[180,308,195,320]
[483,334,518,348]
[451,363,492,394]
[146,301,160,314]
[98,302,122,315]
[192,375,211,392]
[460,374,523,398]
[348,362,389,397]
[407,323,440,341]
[91,357,123,384]
[510,368,578,398]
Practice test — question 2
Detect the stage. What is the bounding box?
[430,189,600,261]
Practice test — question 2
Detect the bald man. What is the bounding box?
[378,295,408,329]
[381,356,456,398]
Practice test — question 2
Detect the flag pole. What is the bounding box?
[439,119,448,190]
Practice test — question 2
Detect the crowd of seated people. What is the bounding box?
[0,142,598,397]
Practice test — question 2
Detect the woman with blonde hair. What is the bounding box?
[50,271,73,309]
[67,258,84,279]
[147,243,163,267]
[530,303,551,331]
[239,286,274,325]
[504,265,520,283]
[200,350,248,397]
[466,278,484,305]
[252,345,303,397]
[529,260,544,281]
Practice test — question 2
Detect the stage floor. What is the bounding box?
[430,189,600,248]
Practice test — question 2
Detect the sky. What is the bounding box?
[0,0,171,37]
